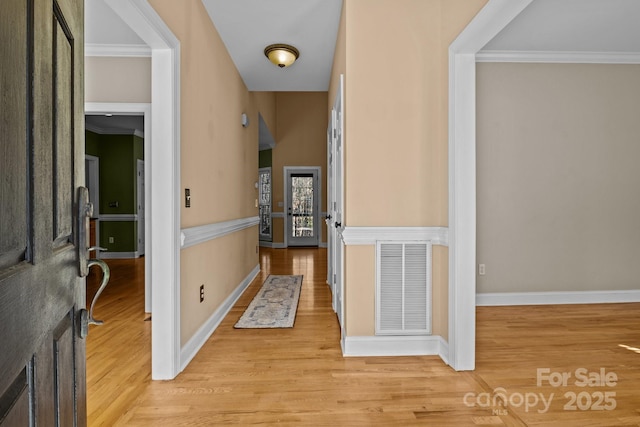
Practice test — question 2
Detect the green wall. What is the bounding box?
[259,149,272,168]
[86,130,144,254]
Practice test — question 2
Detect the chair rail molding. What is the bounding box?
[341,227,448,246]
[181,216,260,249]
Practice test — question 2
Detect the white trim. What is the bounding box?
[104,0,181,380]
[341,227,448,246]
[85,43,151,57]
[181,217,260,249]
[448,0,534,372]
[343,335,449,361]
[180,264,260,370]
[318,242,328,248]
[271,212,285,219]
[476,50,640,64]
[100,251,140,259]
[477,290,640,306]
[99,214,138,221]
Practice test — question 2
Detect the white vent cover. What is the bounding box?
[376,242,432,335]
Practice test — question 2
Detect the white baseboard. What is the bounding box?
[477,290,640,306]
[180,264,260,371]
[258,241,286,249]
[343,335,449,363]
[259,241,326,249]
[100,251,140,259]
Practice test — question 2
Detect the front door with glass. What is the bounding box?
[285,168,320,247]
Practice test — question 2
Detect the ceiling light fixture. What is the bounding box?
[264,44,299,68]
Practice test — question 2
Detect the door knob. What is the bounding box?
[78,258,111,338]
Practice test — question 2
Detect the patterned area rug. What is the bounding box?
[234,275,303,328]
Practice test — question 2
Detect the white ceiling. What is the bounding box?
[201,0,342,91]
[85,0,640,94]
[482,0,640,53]
[85,0,144,46]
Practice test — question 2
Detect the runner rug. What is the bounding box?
[234,275,303,328]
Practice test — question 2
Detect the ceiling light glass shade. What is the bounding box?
[264,44,299,68]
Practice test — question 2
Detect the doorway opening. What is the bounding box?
[284,167,321,247]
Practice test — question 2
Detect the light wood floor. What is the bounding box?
[87,248,640,426]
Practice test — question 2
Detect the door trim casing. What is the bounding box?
[448,0,534,371]
[101,0,182,380]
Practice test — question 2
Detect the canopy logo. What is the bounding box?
[463,368,617,415]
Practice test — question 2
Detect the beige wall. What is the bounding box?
[253,92,277,138]
[272,92,328,244]
[333,0,486,337]
[477,63,640,294]
[149,0,259,344]
[85,56,151,103]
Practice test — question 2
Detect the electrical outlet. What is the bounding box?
[199,284,204,303]
[109,236,114,244]
[185,188,191,208]
[479,264,486,276]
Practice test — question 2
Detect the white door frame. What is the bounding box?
[100,0,181,380]
[284,166,322,247]
[328,75,344,337]
[448,0,533,370]
[85,154,100,257]
[137,159,145,256]
[85,155,100,216]
[326,121,333,287]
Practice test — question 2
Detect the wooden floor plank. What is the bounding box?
[87,248,640,425]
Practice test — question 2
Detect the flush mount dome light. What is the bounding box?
[264,44,299,68]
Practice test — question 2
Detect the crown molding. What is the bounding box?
[476,50,640,64]
[85,43,151,57]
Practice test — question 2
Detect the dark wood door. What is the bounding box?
[0,0,86,425]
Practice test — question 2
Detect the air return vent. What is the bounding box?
[376,242,432,335]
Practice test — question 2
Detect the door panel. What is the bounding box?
[0,0,29,271]
[0,0,86,425]
[327,75,344,329]
[53,9,74,246]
